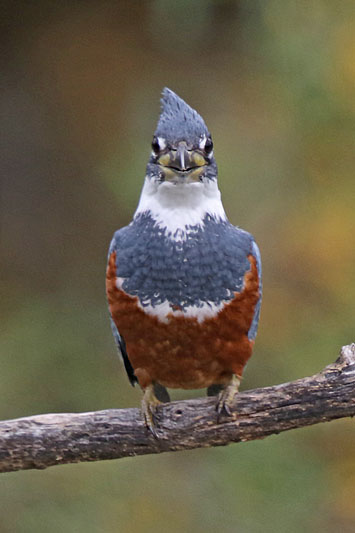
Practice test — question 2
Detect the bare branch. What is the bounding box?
[1,344,354,474]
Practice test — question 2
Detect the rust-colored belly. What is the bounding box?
[106,252,259,389]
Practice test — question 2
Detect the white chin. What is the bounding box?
[134,176,226,239]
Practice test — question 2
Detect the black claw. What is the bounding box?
[223,403,232,417]
[215,376,240,421]
[142,384,162,438]
[143,412,161,439]
[217,404,233,423]
[147,423,160,439]
[216,398,234,421]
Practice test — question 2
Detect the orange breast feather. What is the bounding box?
[106,252,259,389]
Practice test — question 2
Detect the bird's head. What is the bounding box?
[135,88,225,235]
[146,88,217,185]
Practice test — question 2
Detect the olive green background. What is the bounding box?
[1,1,355,531]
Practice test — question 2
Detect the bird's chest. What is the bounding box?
[106,251,259,388]
[115,224,250,316]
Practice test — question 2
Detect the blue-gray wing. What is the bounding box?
[108,228,138,386]
[248,240,262,341]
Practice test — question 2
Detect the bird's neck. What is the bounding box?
[134,177,227,239]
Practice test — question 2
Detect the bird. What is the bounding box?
[106,88,262,434]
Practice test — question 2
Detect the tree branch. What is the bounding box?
[1,344,354,474]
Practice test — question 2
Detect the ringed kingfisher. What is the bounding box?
[106,88,262,434]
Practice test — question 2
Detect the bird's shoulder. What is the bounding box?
[108,224,131,256]
[107,216,261,275]
[227,223,261,269]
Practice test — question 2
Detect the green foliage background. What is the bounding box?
[1,1,355,531]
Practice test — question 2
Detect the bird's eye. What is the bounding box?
[152,137,161,154]
[204,137,213,154]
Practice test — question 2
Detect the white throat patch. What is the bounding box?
[134,177,227,240]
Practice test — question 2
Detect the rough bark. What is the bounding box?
[0,344,354,474]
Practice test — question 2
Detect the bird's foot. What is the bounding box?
[216,375,241,420]
[142,384,162,437]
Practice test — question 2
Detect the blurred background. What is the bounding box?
[1,0,355,531]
